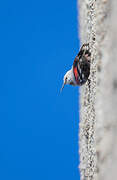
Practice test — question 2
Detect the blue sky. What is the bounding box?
[0,0,80,179]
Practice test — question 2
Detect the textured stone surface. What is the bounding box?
[78,0,117,179]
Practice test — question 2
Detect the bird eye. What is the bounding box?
[65,77,67,82]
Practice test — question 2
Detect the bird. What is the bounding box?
[61,43,91,91]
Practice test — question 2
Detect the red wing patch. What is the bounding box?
[73,66,80,85]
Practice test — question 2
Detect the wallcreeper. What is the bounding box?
[61,43,91,91]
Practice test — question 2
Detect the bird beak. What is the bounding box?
[60,82,65,92]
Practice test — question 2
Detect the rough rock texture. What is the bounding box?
[78,0,117,180]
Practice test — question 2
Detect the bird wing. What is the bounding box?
[73,44,91,85]
[73,56,81,85]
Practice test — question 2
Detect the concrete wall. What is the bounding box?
[78,0,117,179]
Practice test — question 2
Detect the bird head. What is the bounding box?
[61,69,74,92]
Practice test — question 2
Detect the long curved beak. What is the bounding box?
[60,82,65,92]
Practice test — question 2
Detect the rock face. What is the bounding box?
[78,0,117,179]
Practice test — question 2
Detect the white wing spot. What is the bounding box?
[82,74,84,79]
